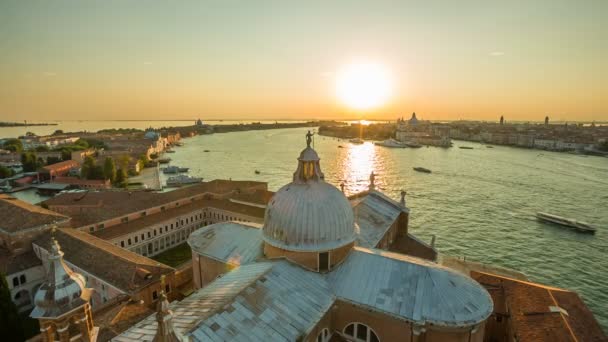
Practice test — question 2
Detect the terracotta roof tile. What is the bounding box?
[92,198,265,240]
[471,271,607,341]
[0,194,69,234]
[33,228,173,293]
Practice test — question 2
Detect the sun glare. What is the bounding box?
[335,62,392,110]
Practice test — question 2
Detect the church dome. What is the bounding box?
[262,132,356,252]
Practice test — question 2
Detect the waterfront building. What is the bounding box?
[30,236,99,342]
[41,160,80,180]
[116,134,492,342]
[396,113,451,147]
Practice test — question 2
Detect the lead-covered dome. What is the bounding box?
[263,132,356,252]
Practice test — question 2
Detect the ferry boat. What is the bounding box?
[349,138,364,144]
[375,139,407,148]
[166,175,203,187]
[413,167,432,173]
[536,212,597,233]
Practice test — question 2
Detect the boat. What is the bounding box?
[338,145,344,148]
[459,146,474,149]
[486,146,494,148]
[255,170,261,174]
[204,150,210,152]
[375,139,406,148]
[166,175,203,187]
[536,212,597,233]
[413,167,432,173]
[178,167,189,172]
[158,158,171,164]
[162,166,180,174]
[349,138,364,144]
[174,142,184,147]
[404,141,422,148]
[165,149,175,153]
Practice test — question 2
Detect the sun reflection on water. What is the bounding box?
[338,142,379,194]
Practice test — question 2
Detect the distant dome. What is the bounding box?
[263,131,356,252]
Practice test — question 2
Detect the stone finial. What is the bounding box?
[153,275,183,342]
[369,172,376,191]
[400,191,407,207]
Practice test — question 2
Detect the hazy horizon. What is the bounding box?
[1,0,607,122]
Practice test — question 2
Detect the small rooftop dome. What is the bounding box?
[30,238,90,319]
[263,131,356,252]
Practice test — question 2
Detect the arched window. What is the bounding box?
[343,323,379,342]
[317,328,330,342]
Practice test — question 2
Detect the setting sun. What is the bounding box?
[335,62,393,110]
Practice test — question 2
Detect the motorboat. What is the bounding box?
[158,158,171,164]
[375,139,407,148]
[162,166,180,174]
[166,175,203,187]
[178,167,189,172]
[459,146,474,149]
[413,167,432,173]
[349,138,364,144]
[255,170,261,174]
[165,149,175,153]
[536,212,597,233]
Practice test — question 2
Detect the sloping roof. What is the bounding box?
[92,199,265,240]
[41,160,79,171]
[229,189,275,206]
[114,261,334,342]
[352,190,404,248]
[33,228,173,293]
[43,180,266,227]
[0,249,42,275]
[471,271,607,342]
[328,247,493,327]
[188,222,264,265]
[0,194,69,234]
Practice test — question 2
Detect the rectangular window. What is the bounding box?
[141,234,144,240]
[148,232,151,238]
[121,217,129,223]
[120,241,124,247]
[141,211,147,217]
[319,252,329,272]
[128,238,132,246]
[135,236,138,243]
[161,206,165,211]
[153,291,158,300]
[98,223,105,229]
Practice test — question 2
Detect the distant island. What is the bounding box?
[0,121,57,127]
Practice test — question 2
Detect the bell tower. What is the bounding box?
[30,237,98,342]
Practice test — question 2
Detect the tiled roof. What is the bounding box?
[229,189,274,206]
[33,228,173,293]
[0,249,42,275]
[471,271,607,342]
[188,222,264,265]
[328,247,494,327]
[43,180,267,227]
[92,198,265,240]
[0,194,69,234]
[41,160,79,171]
[114,261,334,342]
[351,190,404,248]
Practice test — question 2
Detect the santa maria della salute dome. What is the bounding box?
[263,132,356,253]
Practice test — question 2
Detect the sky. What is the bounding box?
[0,0,607,122]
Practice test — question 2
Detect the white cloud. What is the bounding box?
[489,51,505,57]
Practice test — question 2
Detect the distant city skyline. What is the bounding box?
[1,0,606,122]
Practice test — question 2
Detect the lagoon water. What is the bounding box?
[166,127,608,328]
[3,122,607,328]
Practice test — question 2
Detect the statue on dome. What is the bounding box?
[306,130,313,147]
[369,171,376,191]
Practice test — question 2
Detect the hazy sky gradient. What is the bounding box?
[1,0,606,121]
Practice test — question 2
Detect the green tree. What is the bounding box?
[2,139,23,152]
[46,156,61,165]
[20,152,41,172]
[0,272,26,341]
[115,168,128,188]
[34,145,50,152]
[0,165,14,178]
[81,155,96,179]
[103,157,117,182]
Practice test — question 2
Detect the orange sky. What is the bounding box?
[0,1,606,122]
